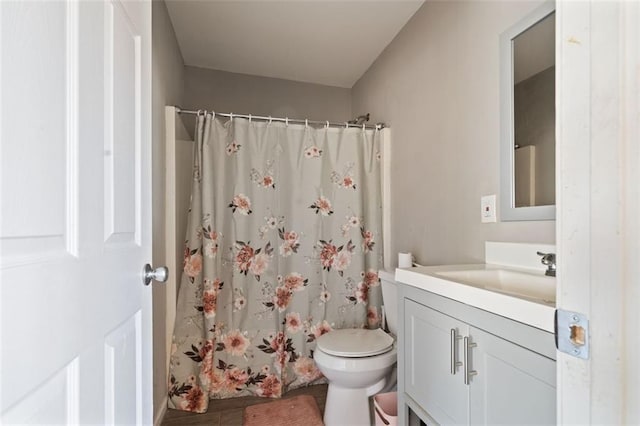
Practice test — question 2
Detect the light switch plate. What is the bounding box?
[481,195,497,223]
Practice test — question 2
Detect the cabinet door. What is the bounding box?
[405,299,469,425]
[468,327,556,425]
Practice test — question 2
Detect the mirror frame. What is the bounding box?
[500,1,556,221]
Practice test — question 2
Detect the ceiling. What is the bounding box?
[165,1,425,88]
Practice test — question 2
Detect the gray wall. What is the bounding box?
[152,0,184,420]
[351,0,555,266]
[182,66,352,133]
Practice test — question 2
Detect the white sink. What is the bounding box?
[435,268,555,304]
[395,264,557,332]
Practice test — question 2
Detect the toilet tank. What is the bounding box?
[378,269,398,336]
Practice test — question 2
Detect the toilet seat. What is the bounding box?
[316,328,394,358]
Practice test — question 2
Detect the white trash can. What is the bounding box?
[373,392,398,426]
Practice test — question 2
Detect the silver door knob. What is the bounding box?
[142,264,168,286]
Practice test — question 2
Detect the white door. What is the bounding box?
[556,1,640,423]
[1,1,153,424]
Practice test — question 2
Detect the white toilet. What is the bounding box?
[314,270,398,426]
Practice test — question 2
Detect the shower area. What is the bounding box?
[163,105,391,413]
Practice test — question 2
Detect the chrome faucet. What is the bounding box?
[537,251,556,277]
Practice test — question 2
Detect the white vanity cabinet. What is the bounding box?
[405,299,470,424]
[399,284,556,426]
[468,327,556,424]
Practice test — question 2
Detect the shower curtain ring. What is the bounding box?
[326,121,329,129]
[305,119,308,128]
[196,109,202,117]
[362,123,366,131]
[249,114,252,123]
[230,113,234,122]
[345,122,348,129]
[285,117,289,126]
[212,111,215,119]
[268,116,272,124]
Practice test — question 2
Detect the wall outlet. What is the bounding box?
[481,195,497,223]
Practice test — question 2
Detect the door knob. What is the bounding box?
[142,264,168,286]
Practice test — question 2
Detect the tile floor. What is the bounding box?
[161,384,328,426]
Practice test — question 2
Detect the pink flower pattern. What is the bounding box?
[233,241,273,281]
[168,124,382,413]
[278,227,300,257]
[234,244,254,274]
[226,141,241,155]
[362,269,380,287]
[180,386,206,412]
[307,320,333,343]
[316,239,355,276]
[202,288,218,319]
[222,330,251,357]
[202,226,220,258]
[293,356,323,383]
[224,367,249,391]
[367,306,380,327]
[304,146,322,158]
[318,241,338,269]
[183,249,203,279]
[250,166,276,189]
[355,281,369,304]
[229,193,252,215]
[309,196,333,216]
[283,272,308,292]
[256,374,282,398]
[272,286,293,312]
[331,166,357,190]
[347,269,381,305]
[285,312,302,333]
[361,227,375,253]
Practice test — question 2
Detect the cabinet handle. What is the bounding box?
[463,336,478,385]
[450,329,462,375]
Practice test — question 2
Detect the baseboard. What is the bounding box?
[154,396,168,426]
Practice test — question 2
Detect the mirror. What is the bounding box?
[500,2,556,221]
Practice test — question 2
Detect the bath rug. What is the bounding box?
[243,394,324,426]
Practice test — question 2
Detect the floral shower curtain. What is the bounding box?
[168,114,383,413]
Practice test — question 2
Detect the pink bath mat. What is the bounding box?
[243,394,324,426]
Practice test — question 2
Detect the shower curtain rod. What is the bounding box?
[174,106,386,130]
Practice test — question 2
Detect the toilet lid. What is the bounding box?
[316,328,394,357]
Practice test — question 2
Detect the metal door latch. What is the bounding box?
[555,309,589,359]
